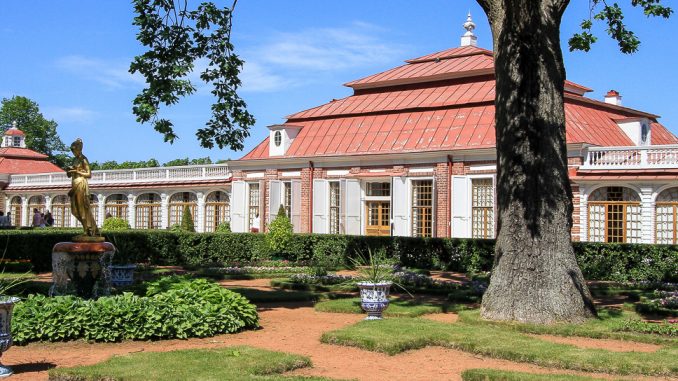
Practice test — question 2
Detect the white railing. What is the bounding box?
[7,163,231,187]
[581,145,678,170]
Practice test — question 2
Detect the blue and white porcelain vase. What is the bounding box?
[0,296,19,378]
[110,264,136,287]
[357,282,392,320]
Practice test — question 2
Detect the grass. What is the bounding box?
[456,309,676,345]
[460,369,619,381]
[315,297,451,317]
[270,279,357,293]
[321,317,678,376]
[48,346,340,381]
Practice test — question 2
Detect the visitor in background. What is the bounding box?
[32,208,42,227]
[45,211,54,227]
[0,211,6,227]
[105,212,112,219]
[5,212,11,227]
[251,212,260,233]
[39,212,46,227]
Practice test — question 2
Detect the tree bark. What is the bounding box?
[478,0,597,324]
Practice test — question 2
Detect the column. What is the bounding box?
[639,185,655,244]
[127,194,136,228]
[196,191,205,233]
[97,194,106,227]
[44,195,52,214]
[21,196,28,227]
[160,192,169,229]
[579,186,589,242]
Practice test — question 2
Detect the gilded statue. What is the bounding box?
[66,138,102,241]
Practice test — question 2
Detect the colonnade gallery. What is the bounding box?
[3,20,677,244]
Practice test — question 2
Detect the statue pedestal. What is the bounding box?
[50,242,115,299]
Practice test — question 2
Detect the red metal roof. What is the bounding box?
[241,45,677,161]
[0,147,49,159]
[4,128,25,136]
[651,123,678,145]
[0,157,63,174]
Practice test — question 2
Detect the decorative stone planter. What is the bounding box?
[50,241,115,299]
[357,281,392,320]
[0,296,20,378]
[110,264,136,287]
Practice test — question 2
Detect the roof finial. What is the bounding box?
[461,12,477,47]
[11,120,17,130]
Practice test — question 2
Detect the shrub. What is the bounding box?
[267,205,293,254]
[12,277,258,344]
[216,221,231,233]
[0,229,675,283]
[180,205,195,232]
[102,217,130,230]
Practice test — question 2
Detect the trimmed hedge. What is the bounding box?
[0,229,675,282]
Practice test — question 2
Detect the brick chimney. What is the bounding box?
[604,90,622,106]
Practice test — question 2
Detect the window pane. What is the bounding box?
[471,178,494,239]
[411,180,433,237]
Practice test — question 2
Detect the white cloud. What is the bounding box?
[253,22,405,71]
[238,21,407,93]
[43,106,97,124]
[55,55,144,89]
[240,62,292,93]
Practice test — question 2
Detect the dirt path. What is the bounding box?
[4,278,673,381]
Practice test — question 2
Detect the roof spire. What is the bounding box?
[460,12,477,47]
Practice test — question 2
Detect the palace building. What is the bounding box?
[3,15,678,243]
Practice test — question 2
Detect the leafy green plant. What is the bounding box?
[216,221,232,233]
[180,205,195,232]
[614,319,677,336]
[12,277,258,344]
[350,247,396,284]
[102,217,131,230]
[267,205,293,254]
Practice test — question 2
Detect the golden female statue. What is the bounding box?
[66,138,101,239]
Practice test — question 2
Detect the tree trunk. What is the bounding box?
[478,0,597,324]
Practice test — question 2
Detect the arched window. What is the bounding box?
[656,187,678,244]
[135,193,161,229]
[168,192,197,227]
[28,195,46,214]
[105,194,128,220]
[9,196,21,226]
[588,186,641,243]
[204,191,229,232]
[51,195,71,227]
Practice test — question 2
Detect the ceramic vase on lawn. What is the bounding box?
[0,296,20,378]
[110,264,136,287]
[357,281,392,320]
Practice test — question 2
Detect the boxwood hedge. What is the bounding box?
[0,229,675,282]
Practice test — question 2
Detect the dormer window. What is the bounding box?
[12,137,21,147]
[640,121,650,146]
[268,124,302,157]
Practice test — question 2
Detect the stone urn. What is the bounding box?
[110,264,136,287]
[357,282,392,320]
[0,296,20,378]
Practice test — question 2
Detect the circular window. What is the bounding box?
[274,131,282,147]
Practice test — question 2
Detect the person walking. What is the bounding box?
[45,211,54,227]
[32,208,42,227]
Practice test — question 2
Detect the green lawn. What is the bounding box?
[461,369,620,381]
[48,346,342,381]
[321,317,678,376]
[456,309,676,345]
[315,297,453,317]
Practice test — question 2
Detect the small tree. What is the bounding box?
[267,205,293,254]
[102,217,130,230]
[180,205,195,232]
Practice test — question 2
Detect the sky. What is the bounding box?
[2,1,677,163]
